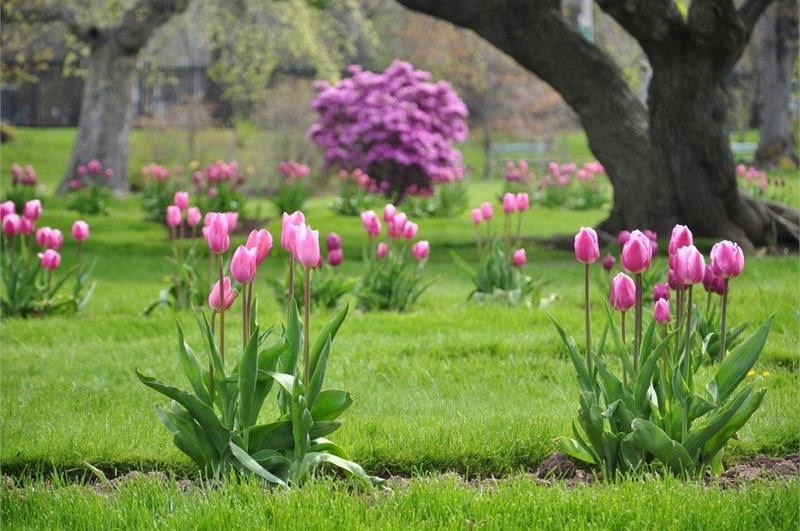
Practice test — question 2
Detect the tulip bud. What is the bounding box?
[361,210,382,237]
[327,248,343,267]
[502,193,516,214]
[480,202,493,221]
[668,224,693,256]
[617,230,631,248]
[710,240,744,279]
[668,268,680,290]
[281,211,305,252]
[204,212,230,253]
[326,232,342,251]
[225,212,238,232]
[208,276,236,311]
[574,226,599,265]
[383,203,396,222]
[377,242,388,259]
[602,253,616,271]
[166,205,182,228]
[512,248,526,267]
[402,221,418,240]
[71,220,90,242]
[245,229,273,266]
[412,240,430,260]
[654,298,671,324]
[515,193,530,212]
[674,245,705,286]
[38,249,61,270]
[294,224,320,268]
[20,217,34,235]
[652,282,670,301]
[49,229,64,250]
[0,201,15,220]
[23,200,42,221]
[174,191,189,211]
[231,245,258,284]
[471,208,483,225]
[621,230,652,274]
[609,272,636,312]
[2,214,21,236]
[36,227,53,247]
[187,207,202,228]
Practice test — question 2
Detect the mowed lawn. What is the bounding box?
[2,130,800,528]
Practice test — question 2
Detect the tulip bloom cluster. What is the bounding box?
[356,205,431,312]
[556,223,770,478]
[192,160,246,215]
[66,159,113,216]
[536,160,609,210]
[1,199,94,317]
[271,161,311,215]
[6,163,38,212]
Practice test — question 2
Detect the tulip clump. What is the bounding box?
[554,224,772,478]
[269,161,311,215]
[137,209,379,487]
[5,163,38,211]
[355,206,432,312]
[537,160,610,210]
[1,199,95,317]
[66,159,113,216]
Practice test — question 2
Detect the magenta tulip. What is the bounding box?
[602,253,616,272]
[471,208,483,225]
[668,268,679,290]
[502,193,516,214]
[225,212,238,232]
[654,298,671,324]
[20,217,34,235]
[208,276,236,311]
[231,245,258,284]
[204,212,230,253]
[71,220,90,242]
[49,229,64,250]
[23,200,42,221]
[674,245,705,286]
[480,202,493,221]
[361,210,382,237]
[174,191,189,210]
[668,224,693,256]
[36,227,53,247]
[187,207,202,228]
[327,248,343,267]
[3,214,21,236]
[515,193,530,212]
[377,242,388,259]
[246,229,273,265]
[512,248,526,267]
[412,240,430,260]
[0,201,15,220]
[294,224,320,268]
[86,159,102,174]
[166,205,182,228]
[383,203,396,222]
[402,221,418,240]
[573,227,599,265]
[621,230,652,274]
[710,240,744,279]
[653,282,670,301]
[326,232,342,251]
[617,230,631,248]
[38,249,61,270]
[609,272,636,312]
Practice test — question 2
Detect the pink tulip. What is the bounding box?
[402,221,418,240]
[654,298,671,324]
[0,201,15,220]
[702,267,727,295]
[668,224,693,256]
[668,268,680,290]
[674,245,705,286]
[2,214,21,236]
[602,253,615,271]
[204,212,230,253]
[609,272,636,312]
[326,232,342,251]
[87,159,102,174]
[166,205,182,228]
[49,229,64,250]
[20,217,34,235]
[480,202,493,221]
[574,226,599,265]
[383,203,396,222]
[38,249,61,270]
[281,211,305,253]
[23,200,42,221]
[515,193,530,212]
[653,282,670,301]
[174,191,189,210]
[471,208,483,225]
[36,227,53,247]
[621,230,652,274]
[361,210,382,237]
[187,207,202,228]
[294,224,320,268]
[412,240,430,260]
[710,240,744,279]
[502,193,516,214]
[617,230,631,248]
[208,276,236,311]
[225,212,238,232]
[377,242,388,259]
[104,168,114,180]
[512,248,526,267]
[231,245,258,284]
[245,229,273,266]
[77,165,87,177]
[71,220,90,242]
[327,248,343,267]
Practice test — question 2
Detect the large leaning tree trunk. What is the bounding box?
[5,0,193,192]
[753,0,799,169]
[396,0,800,250]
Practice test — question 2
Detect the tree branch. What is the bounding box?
[1,2,101,43]
[115,0,192,51]
[595,0,685,49]
[739,0,778,34]
[687,0,745,50]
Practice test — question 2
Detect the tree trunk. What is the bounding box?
[481,115,492,180]
[59,41,138,192]
[754,0,799,169]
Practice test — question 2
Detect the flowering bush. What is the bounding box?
[137,211,379,487]
[66,159,113,216]
[141,163,179,222]
[536,161,610,210]
[452,195,537,305]
[1,200,95,317]
[736,163,791,203]
[554,225,771,477]
[309,61,469,203]
[192,160,246,216]
[355,206,432,312]
[269,161,311,215]
[5,163,38,211]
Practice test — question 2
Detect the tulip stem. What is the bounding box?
[675,287,683,355]
[218,254,225,365]
[682,286,693,442]
[475,226,482,256]
[209,310,216,404]
[620,311,626,345]
[584,263,592,375]
[242,282,249,351]
[515,212,523,247]
[634,273,642,372]
[303,267,311,384]
[719,279,729,361]
[287,258,295,312]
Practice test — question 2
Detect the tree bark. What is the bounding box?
[753,0,799,169]
[481,114,492,180]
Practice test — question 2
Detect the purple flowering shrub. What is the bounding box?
[309,61,469,203]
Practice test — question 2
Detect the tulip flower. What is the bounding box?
[294,224,320,268]
[377,242,388,259]
[23,200,42,221]
[471,208,483,225]
[87,159,102,174]
[412,240,430,260]
[204,213,230,254]
[668,268,679,290]
[49,229,64,251]
[208,276,236,311]
[621,230,652,274]
[0,201,15,220]
[402,221,418,240]
[383,203,396,222]
[574,227,599,265]
[617,230,631,248]
[225,212,238,232]
[166,205,182,228]
[480,202,493,220]
[502,193,516,214]
[710,240,744,360]
[674,245,705,286]
[231,245,257,285]
[652,282,670,301]
[326,232,342,251]
[38,248,61,270]
[246,229,273,266]
[654,298,671,324]
[20,217,34,236]
[602,253,615,272]
[515,193,530,212]
[512,248,526,267]
[187,207,202,229]
[174,191,189,211]
[668,225,693,256]
[36,227,53,247]
[610,272,635,345]
[281,211,305,253]
[71,220,90,242]
[328,248,343,267]
[361,210,382,238]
